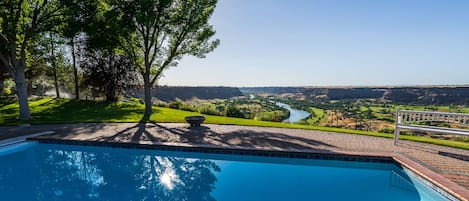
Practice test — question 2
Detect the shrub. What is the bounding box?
[168,101,182,109]
[254,111,286,122]
[379,127,415,135]
[198,104,220,115]
[225,105,244,118]
[379,127,394,134]
[179,103,197,112]
[1,88,11,96]
[155,101,168,107]
[128,97,144,104]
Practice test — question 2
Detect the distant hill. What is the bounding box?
[241,86,469,105]
[126,86,243,101]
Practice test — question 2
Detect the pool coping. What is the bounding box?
[29,137,469,201]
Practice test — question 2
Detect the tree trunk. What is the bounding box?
[15,67,32,120]
[51,43,60,98]
[27,78,33,97]
[0,76,4,94]
[141,66,153,122]
[53,66,60,98]
[144,81,152,117]
[71,39,79,99]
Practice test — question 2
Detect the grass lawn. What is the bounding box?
[1,98,468,150]
[306,107,326,125]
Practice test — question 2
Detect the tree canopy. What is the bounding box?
[0,0,219,120]
[0,0,65,120]
[111,0,220,117]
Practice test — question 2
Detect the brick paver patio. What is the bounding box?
[1,123,469,198]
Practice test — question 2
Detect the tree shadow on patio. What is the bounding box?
[94,122,160,143]
[95,123,338,153]
[30,123,110,139]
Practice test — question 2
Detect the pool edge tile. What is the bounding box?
[393,155,469,201]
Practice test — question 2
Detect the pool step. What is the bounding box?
[0,131,54,147]
[390,170,415,191]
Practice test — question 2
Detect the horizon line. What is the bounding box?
[156,84,469,88]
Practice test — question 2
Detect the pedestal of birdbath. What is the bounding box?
[185,116,206,127]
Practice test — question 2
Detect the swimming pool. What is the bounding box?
[0,142,456,201]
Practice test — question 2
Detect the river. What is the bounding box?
[275,102,310,123]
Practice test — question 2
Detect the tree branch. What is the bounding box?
[0,53,14,77]
[0,33,8,43]
[148,11,194,86]
[148,34,167,66]
[147,2,164,49]
[7,35,18,68]
[149,29,189,86]
[13,0,25,27]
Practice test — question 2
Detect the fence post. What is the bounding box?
[394,108,400,145]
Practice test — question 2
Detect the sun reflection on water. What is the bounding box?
[159,168,179,190]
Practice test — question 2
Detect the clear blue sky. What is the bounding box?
[159,0,469,87]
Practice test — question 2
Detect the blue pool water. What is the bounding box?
[0,142,452,201]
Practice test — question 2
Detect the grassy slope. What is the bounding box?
[1,98,468,150]
[306,107,326,125]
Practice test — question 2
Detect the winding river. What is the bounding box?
[275,102,310,123]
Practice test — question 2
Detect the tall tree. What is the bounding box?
[0,0,64,120]
[113,0,220,118]
[61,0,101,100]
[25,37,49,97]
[44,32,68,98]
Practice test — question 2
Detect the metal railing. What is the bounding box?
[394,109,469,145]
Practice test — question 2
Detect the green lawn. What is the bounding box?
[306,107,326,125]
[1,98,468,150]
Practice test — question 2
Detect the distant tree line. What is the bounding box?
[243,87,469,106]
[159,98,290,122]
[124,86,243,102]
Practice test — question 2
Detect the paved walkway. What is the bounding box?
[2,123,469,191]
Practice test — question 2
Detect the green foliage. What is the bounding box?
[28,32,76,97]
[168,101,183,109]
[80,50,137,102]
[1,0,221,118]
[155,101,168,107]
[379,127,394,134]
[159,98,291,122]
[254,111,288,122]
[0,0,66,120]
[2,88,11,95]
[225,104,244,118]
[363,107,375,119]
[110,0,220,115]
[128,97,144,104]
[179,103,197,112]
[198,104,220,115]
[306,107,326,125]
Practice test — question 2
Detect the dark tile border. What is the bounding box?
[33,138,395,163]
[31,138,468,201]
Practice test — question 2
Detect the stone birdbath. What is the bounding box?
[185,116,206,127]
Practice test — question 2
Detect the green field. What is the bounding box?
[1,98,468,150]
[306,107,327,125]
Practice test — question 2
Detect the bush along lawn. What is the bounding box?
[0,98,468,150]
